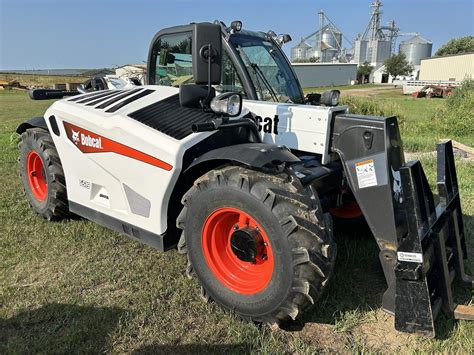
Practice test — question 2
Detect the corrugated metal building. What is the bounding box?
[419,53,473,81]
[292,63,357,88]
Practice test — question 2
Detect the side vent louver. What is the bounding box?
[69,88,154,112]
[85,90,127,106]
[68,90,111,102]
[106,90,154,113]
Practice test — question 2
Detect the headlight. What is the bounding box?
[320,90,340,106]
[210,92,242,117]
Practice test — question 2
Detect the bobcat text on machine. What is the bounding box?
[18,20,472,336]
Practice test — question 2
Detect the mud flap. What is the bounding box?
[394,141,473,337]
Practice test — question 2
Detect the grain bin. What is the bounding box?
[321,29,342,50]
[399,35,432,66]
[291,39,312,62]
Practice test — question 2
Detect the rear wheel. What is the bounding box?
[19,128,70,220]
[177,165,336,325]
[329,194,369,232]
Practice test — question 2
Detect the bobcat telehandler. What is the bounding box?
[18,21,472,337]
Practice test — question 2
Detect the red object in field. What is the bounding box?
[413,85,454,99]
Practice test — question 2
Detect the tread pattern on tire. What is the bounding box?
[19,128,70,220]
[177,165,336,325]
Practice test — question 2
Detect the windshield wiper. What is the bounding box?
[249,63,279,102]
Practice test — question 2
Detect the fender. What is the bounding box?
[185,143,301,174]
[162,142,301,250]
[16,116,48,134]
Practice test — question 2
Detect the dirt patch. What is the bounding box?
[292,310,423,352]
[297,323,352,351]
[341,86,400,98]
[352,310,419,352]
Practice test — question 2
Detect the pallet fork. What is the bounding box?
[332,113,472,337]
[395,141,473,337]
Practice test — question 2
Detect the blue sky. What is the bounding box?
[1,0,473,69]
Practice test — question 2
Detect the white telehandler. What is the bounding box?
[18,21,472,336]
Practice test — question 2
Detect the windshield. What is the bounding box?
[230,34,304,104]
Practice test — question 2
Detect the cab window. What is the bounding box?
[151,32,246,98]
[152,32,193,87]
[216,51,246,97]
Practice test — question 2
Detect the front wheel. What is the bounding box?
[177,165,336,325]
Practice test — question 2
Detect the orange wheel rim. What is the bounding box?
[201,207,274,294]
[26,151,48,201]
[330,201,363,219]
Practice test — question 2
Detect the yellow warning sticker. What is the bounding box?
[355,159,377,188]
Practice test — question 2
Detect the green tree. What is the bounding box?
[435,36,474,56]
[384,53,413,78]
[357,61,374,80]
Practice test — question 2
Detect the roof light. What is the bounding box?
[230,20,242,33]
[279,34,292,44]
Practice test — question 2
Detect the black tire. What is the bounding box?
[177,165,336,325]
[19,128,70,220]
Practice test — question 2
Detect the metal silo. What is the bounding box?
[321,29,334,48]
[291,39,312,62]
[321,29,342,61]
[322,29,342,49]
[399,35,432,66]
[354,39,369,63]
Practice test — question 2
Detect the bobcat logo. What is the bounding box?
[391,167,403,203]
[71,129,80,145]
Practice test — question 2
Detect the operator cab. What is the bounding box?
[146,21,309,106]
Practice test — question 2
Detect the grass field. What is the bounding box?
[1,91,473,353]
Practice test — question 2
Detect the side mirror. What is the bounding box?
[193,23,222,85]
[179,84,216,108]
[210,92,242,117]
